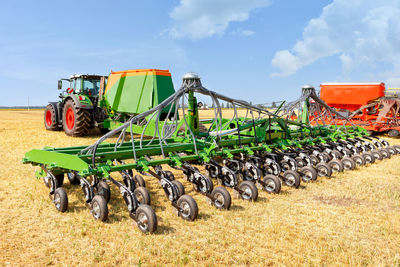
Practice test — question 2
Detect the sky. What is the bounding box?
[1,0,400,106]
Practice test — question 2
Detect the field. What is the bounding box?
[1,110,400,266]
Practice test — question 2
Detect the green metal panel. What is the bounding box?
[23,149,89,172]
[103,72,175,115]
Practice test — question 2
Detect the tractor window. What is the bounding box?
[83,79,100,95]
[74,78,82,92]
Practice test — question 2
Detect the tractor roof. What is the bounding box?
[69,74,104,79]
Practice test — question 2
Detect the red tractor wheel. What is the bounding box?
[62,99,91,136]
[44,104,60,131]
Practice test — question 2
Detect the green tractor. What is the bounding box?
[44,69,176,137]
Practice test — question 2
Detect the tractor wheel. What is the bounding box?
[388,129,399,137]
[44,104,60,131]
[177,195,198,221]
[315,162,332,177]
[90,195,108,221]
[299,166,317,182]
[352,154,365,166]
[329,159,344,172]
[362,152,375,164]
[341,157,355,170]
[136,204,157,234]
[133,174,146,188]
[171,180,185,198]
[62,99,91,137]
[53,187,68,212]
[282,170,300,187]
[263,174,282,193]
[210,187,232,210]
[134,187,151,205]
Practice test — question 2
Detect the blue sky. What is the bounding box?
[1,0,399,106]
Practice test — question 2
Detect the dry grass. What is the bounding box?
[1,110,400,266]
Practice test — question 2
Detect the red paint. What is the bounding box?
[45,110,52,126]
[66,107,75,130]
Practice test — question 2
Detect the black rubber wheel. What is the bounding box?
[67,172,80,185]
[386,146,396,156]
[299,166,317,182]
[362,152,375,164]
[134,186,151,205]
[210,186,232,210]
[171,180,185,198]
[332,150,343,159]
[371,150,383,160]
[62,99,91,137]
[341,157,355,170]
[379,148,390,159]
[90,195,108,221]
[321,152,332,162]
[263,174,282,193]
[393,145,400,154]
[352,154,365,166]
[134,174,146,188]
[195,175,213,193]
[44,104,60,131]
[53,187,68,212]
[238,181,258,201]
[310,155,320,165]
[315,162,332,177]
[95,181,111,203]
[136,204,157,234]
[329,159,344,172]
[295,157,306,168]
[283,170,301,187]
[164,170,175,181]
[177,194,198,221]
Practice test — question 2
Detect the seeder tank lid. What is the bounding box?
[110,69,171,76]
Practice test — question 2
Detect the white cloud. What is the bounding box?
[169,0,271,40]
[271,0,400,83]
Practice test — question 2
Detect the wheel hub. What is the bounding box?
[180,202,191,218]
[45,110,52,126]
[137,212,149,231]
[213,192,225,208]
[66,107,75,130]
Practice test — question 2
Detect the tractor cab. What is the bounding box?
[58,74,106,97]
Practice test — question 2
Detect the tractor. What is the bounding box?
[44,69,176,137]
[44,74,108,136]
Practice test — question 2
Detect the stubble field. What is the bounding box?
[1,110,400,266]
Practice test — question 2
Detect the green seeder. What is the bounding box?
[23,73,399,234]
